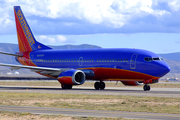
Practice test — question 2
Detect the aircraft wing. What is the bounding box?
[0,63,62,77]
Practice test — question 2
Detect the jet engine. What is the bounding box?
[121,81,144,86]
[58,69,85,85]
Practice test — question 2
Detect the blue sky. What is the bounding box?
[0,0,180,54]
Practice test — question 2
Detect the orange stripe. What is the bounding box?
[28,52,36,66]
[17,33,25,52]
[58,76,72,79]
[14,9,32,52]
[17,10,33,51]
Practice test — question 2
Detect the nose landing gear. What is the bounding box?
[143,84,150,91]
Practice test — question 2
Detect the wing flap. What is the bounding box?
[0,63,95,78]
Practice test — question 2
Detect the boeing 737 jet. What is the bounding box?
[0,6,170,91]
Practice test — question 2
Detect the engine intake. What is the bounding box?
[58,69,85,85]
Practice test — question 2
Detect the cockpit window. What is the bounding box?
[144,57,163,62]
[153,57,160,61]
[144,57,152,62]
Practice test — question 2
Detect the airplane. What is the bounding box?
[0,6,170,91]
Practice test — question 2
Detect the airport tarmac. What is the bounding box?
[0,85,179,97]
[0,105,180,120]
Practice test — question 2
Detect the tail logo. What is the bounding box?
[17,10,35,46]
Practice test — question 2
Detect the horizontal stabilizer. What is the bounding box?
[0,51,23,57]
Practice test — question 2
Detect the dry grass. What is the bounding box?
[0,92,180,114]
[0,111,132,120]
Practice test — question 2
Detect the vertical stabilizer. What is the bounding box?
[14,6,51,52]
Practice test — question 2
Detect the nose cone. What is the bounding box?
[156,62,170,77]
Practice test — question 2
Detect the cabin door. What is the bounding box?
[130,54,138,69]
[79,57,83,66]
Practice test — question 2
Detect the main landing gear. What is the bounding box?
[61,84,72,89]
[94,81,105,90]
[143,84,151,91]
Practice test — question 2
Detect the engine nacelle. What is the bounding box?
[121,81,144,86]
[58,69,85,85]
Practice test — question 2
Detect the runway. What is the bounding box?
[0,85,179,97]
[0,105,180,120]
[0,85,180,119]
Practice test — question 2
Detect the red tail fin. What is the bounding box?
[14,6,51,52]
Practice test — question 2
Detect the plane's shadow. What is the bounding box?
[0,86,142,92]
[0,86,178,94]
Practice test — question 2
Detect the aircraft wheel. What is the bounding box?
[143,84,151,91]
[66,85,73,89]
[61,84,66,89]
[94,82,100,90]
[100,81,105,90]
[61,84,72,89]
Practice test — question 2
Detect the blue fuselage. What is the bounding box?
[25,48,170,81]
